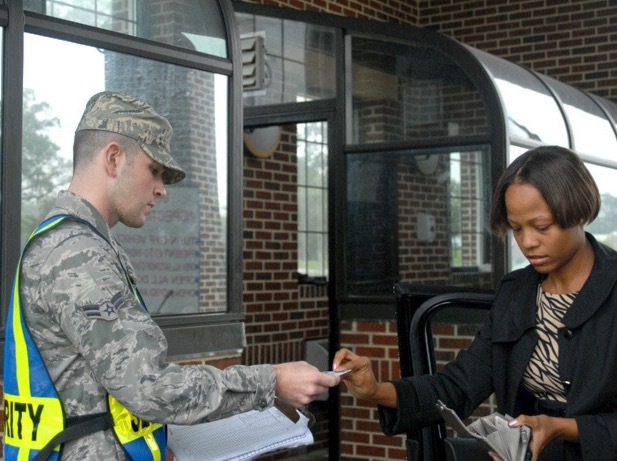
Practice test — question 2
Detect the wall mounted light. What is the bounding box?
[244,126,282,158]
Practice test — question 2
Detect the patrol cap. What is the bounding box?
[76,91,186,184]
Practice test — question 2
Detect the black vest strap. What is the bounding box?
[33,412,113,461]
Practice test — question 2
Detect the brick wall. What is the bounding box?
[338,321,407,459]
[242,126,330,369]
[238,1,616,460]
[247,0,420,23]
[417,0,617,103]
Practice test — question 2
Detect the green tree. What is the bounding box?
[21,89,71,244]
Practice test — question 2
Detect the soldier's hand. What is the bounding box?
[272,361,340,407]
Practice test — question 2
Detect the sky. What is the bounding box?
[24,34,104,164]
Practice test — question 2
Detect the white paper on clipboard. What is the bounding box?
[167,406,314,461]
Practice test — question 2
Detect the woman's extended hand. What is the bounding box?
[332,348,397,408]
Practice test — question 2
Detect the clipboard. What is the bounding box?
[167,403,314,461]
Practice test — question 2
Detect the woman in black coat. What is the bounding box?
[334,146,617,461]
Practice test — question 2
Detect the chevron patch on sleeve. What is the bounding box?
[79,291,123,320]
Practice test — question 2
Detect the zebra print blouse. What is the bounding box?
[521,284,577,404]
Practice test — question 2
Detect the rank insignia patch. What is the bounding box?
[80,291,123,320]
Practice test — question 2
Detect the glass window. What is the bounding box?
[23,33,228,315]
[346,153,399,296]
[448,150,491,271]
[349,37,489,145]
[508,144,528,164]
[24,0,228,57]
[594,96,617,130]
[346,147,492,297]
[469,48,569,147]
[541,75,617,162]
[297,121,328,278]
[235,13,336,105]
[585,163,617,251]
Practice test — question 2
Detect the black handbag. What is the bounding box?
[436,400,531,461]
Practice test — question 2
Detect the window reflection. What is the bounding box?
[346,148,492,297]
[542,76,617,161]
[350,37,489,145]
[44,0,136,33]
[347,153,399,295]
[448,151,491,271]
[594,97,617,129]
[495,78,568,145]
[24,0,228,57]
[297,121,328,278]
[469,48,569,146]
[23,33,229,315]
[236,13,336,104]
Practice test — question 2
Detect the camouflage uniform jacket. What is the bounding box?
[19,190,276,460]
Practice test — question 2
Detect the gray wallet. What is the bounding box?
[436,400,531,461]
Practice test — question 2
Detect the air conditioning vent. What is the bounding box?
[241,35,265,91]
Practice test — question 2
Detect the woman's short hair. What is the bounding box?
[490,145,600,238]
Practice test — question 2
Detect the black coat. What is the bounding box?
[380,233,617,461]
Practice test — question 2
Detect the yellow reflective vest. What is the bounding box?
[4,215,166,461]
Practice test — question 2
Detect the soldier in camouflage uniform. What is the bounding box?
[14,92,340,460]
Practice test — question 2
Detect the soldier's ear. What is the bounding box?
[102,141,123,178]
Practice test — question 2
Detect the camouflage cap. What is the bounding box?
[76,91,186,184]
